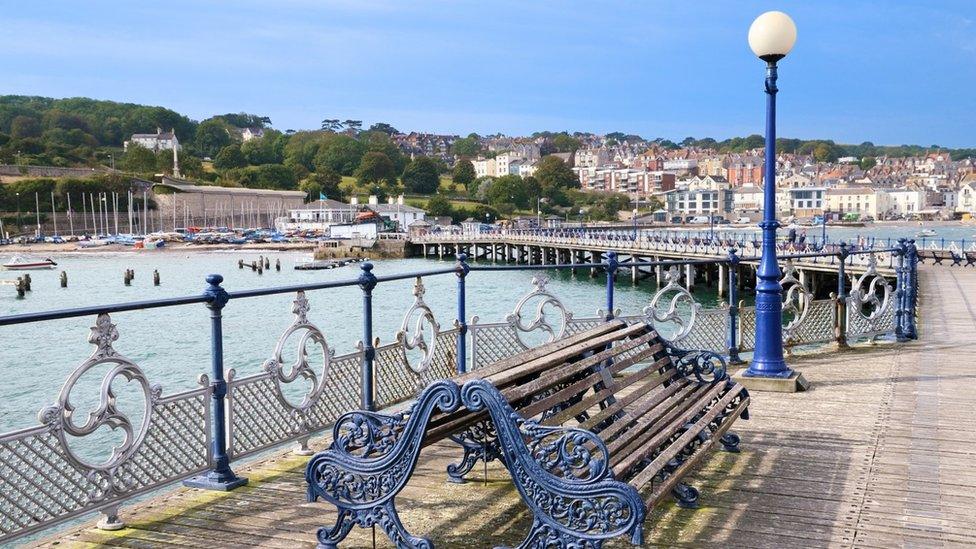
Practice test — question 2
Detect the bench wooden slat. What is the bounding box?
[478,322,650,388]
[628,384,746,488]
[539,355,673,427]
[644,394,750,507]
[609,383,725,476]
[575,368,681,431]
[454,320,629,384]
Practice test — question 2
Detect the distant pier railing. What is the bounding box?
[0,241,919,544]
[411,227,973,266]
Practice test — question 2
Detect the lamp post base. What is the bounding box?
[183,471,248,491]
[733,369,809,393]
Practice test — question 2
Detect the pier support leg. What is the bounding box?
[718,264,726,298]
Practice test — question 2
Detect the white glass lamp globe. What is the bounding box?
[748,11,797,60]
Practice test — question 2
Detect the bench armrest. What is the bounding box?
[332,409,408,459]
[522,422,611,484]
[461,379,646,545]
[664,343,728,384]
[306,380,461,508]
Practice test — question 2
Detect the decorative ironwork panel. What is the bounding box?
[565,316,604,336]
[787,299,836,346]
[373,344,413,409]
[0,314,211,544]
[469,321,528,370]
[228,351,361,459]
[505,276,571,348]
[680,307,729,354]
[738,304,757,352]
[846,254,895,339]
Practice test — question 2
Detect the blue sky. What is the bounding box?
[1,1,973,146]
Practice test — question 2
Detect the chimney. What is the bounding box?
[368,195,378,205]
[350,196,359,205]
[397,194,404,205]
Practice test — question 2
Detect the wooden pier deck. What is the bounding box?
[38,265,976,548]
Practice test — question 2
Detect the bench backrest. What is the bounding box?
[426,321,703,441]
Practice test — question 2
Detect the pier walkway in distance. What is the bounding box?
[39,265,976,548]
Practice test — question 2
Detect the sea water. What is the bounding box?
[0,251,728,435]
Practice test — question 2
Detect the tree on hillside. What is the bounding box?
[860,156,877,170]
[241,134,278,165]
[10,116,41,139]
[401,157,440,194]
[195,119,231,158]
[534,156,578,205]
[486,174,529,209]
[813,142,838,163]
[742,134,765,150]
[551,133,582,153]
[122,144,156,173]
[362,131,406,173]
[355,151,397,188]
[314,134,366,175]
[305,167,344,201]
[368,122,399,135]
[343,120,363,133]
[426,194,453,218]
[452,158,475,189]
[321,119,341,132]
[213,113,271,128]
[452,136,481,157]
[213,144,246,170]
[249,164,297,190]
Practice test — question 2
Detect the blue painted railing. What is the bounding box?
[0,243,918,544]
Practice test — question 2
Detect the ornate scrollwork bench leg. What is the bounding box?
[447,420,504,483]
[306,380,461,548]
[461,379,646,548]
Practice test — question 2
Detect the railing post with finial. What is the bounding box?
[604,251,618,320]
[358,262,378,411]
[895,238,908,342]
[836,241,850,347]
[455,253,470,374]
[183,274,247,491]
[906,240,918,339]
[727,249,743,364]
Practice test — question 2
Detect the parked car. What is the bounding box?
[735,216,752,224]
[670,216,684,224]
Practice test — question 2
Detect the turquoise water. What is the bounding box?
[0,251,726,433]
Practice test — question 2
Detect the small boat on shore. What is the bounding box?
[2,255,58,270]
[916,228,937,238]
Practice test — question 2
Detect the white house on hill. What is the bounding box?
[125,127,180,152]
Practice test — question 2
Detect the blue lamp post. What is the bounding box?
[744,11,797,379]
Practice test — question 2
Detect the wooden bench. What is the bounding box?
[306,320,750,548]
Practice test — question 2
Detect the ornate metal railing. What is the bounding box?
[0,240,920,544]
[411,229,906,272]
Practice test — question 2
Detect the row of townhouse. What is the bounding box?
[575,167,676,196]
[658,175,976,221]
[471,152,539,178]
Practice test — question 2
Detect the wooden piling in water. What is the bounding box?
[16,277,26,298]
[153,269,160,286]
[23,274,32,291]
[60,271,67,288]
[275,259,281,272]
